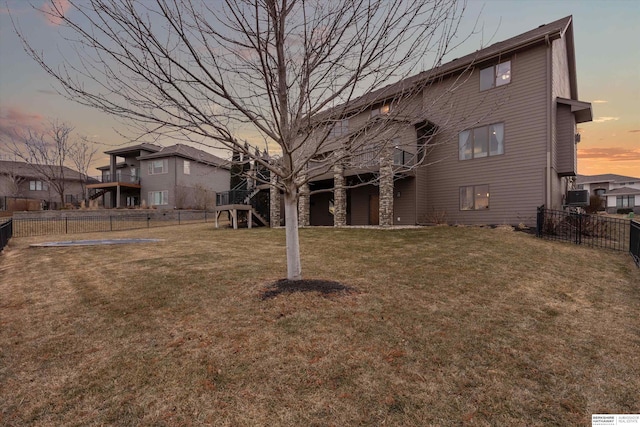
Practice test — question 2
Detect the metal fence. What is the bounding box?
[10,210,223,238]
[1,219,12,252]
[536,206,632,253]
[631,220,640,267]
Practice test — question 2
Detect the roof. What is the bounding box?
[325,16,576,119]
[0,160,87,181]
[604,187,640,196]
[104,143,162,156]
[137,144,228,168]
[576,174,640,184]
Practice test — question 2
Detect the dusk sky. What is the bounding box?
[1,0,639,176]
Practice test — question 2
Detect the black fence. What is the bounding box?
[631,220,640,267]
[536,206,635,255]
[1,219,12,252]
[10,210,224,238]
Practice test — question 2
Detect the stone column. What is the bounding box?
[379,146,394,226]
[333,151,346,227]
[270,174,281,227]
[298,181,310,227]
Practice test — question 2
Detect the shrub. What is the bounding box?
[585,194,604,214]
[617,208,633,215]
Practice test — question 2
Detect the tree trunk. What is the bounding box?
[283,190,302,280]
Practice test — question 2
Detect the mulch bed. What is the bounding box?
[260,279,357,300]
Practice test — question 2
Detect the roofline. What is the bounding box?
[319,16,575,119]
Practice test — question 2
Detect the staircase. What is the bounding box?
[89,189,108,200]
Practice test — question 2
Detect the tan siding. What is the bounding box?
[556,104,577,175]
[393,177,416,224]
[550,36,573,207]
[418,45,549,226]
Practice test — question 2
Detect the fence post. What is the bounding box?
[147,214,150,228]
[536,205,544,237]
[110,215,113,231]
[577,213,583,245]
[178,211,181,225]
[65,217,68,234]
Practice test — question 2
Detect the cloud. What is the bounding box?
[0,106,46,138]
[591,100,608,104]
[629,130,640,133]
[592,116,620,123]
[578,147,640,162]
[42,0,71,26]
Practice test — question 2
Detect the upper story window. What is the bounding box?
[29,180,48,191]
[183,160,191,175]
[480,60,511,91]
[148,159,168,175]
[328,119,349,138]
[371,104,391,117]
[459,123,504,160]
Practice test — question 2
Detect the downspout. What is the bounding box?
[545,34,552,208]
[174,157,178,209]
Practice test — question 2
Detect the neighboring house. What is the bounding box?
[89,143,230,209]
[0,160,89,211]
[576,174,640,214]
[276,15,592,227]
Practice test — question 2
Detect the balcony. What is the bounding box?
[88,173,140,187]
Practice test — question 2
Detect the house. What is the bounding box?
[89,143,230,209]
[0,160,89,211]
[275,15,593,227]
[576,174,640,214]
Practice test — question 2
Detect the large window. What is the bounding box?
[183,160,191,175]
[459,123,504,160]
[460,185,490,210]
[148,190,168,206]
[148,159,168,175]
[328,119,349,138]
[29,180,48,191]
[480,60,511,91]
[617,196,635,208]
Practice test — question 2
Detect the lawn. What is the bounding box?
[1,224,639,426]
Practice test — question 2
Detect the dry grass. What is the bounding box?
[1,224,639,426]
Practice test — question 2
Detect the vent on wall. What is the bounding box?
[567,189,589,206]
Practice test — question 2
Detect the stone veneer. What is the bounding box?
[378,146,394,226]
[298,182,310,227]
[333,156,346,227]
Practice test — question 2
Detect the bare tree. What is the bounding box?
[5,120,76,206]
[15,0,474,279]
[0,167,26,198]
[68,138,98,203]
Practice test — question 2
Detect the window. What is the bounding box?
[183,160,191,175]
[616,196,634,208]
[328,119,349,138]
[148,190,168,206]
[371,104,391,117]
[460,185,490,210]
[480,60,511,91]
[595,188,606,197]
[29,180,48,191]
[148,159,168,175]
[459,123,504,160]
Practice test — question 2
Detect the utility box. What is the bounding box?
[567,189,589,207]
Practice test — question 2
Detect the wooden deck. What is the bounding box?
[213,204,267,229]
